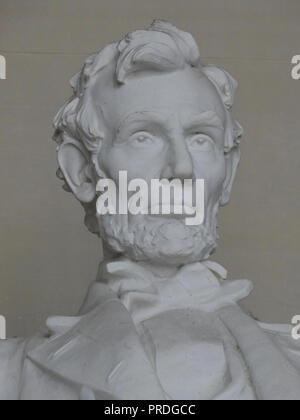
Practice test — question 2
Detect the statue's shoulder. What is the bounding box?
[260,323,300,372]
[0,338,27,400]
[0,336,44,400]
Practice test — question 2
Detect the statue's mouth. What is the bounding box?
[137,204,197,218]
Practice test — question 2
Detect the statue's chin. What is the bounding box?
[98,214,218,266]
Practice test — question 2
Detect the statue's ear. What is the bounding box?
[202,65,241,205]
[58,139,96,203]
[220,146,241,206]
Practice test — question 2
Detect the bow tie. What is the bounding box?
[85,258,253,323]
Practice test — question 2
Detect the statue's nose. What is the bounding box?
[162,138,194,180]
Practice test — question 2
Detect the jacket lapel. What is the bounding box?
[26,296,166,400]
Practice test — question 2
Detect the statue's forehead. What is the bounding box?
[90,66,226,129]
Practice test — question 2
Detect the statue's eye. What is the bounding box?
[188,134,214,151]
[129,132,155,147]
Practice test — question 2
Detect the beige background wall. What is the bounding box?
[0,0,300,337]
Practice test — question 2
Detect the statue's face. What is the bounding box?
[88,66,237,265]
[95,66,227,187]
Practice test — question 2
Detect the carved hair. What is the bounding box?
[53,20,243,234]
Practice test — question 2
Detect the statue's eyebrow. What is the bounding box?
[116,110,169,135]
[183,111,224,132]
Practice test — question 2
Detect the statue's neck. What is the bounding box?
[102,245,181,279]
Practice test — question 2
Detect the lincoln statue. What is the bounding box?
[0,20,299,400]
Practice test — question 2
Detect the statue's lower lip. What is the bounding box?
[142,204,196,217]
[147,214,187,220]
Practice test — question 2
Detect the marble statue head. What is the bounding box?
[53,20,243,266]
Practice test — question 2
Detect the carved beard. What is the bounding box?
[97,202,219,266]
